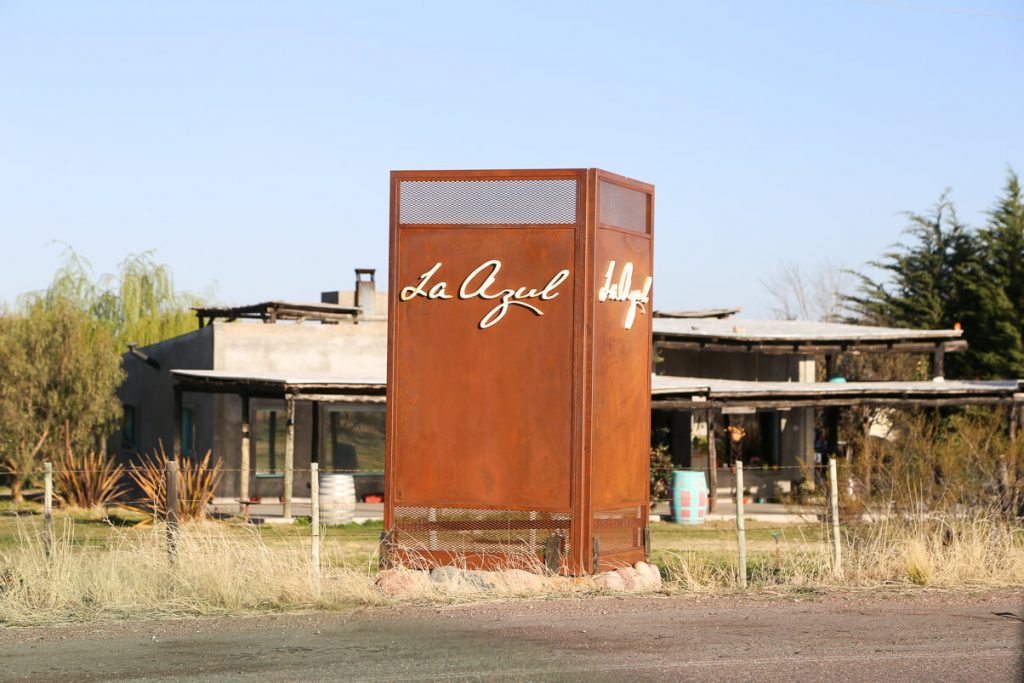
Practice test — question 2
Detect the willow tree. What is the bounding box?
[42,248,202,347]
[0,299,123,501]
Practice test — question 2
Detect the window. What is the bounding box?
[181,407,195,457]
[121,405,136,449]
[254,408,286,476]
[325,405,385,472]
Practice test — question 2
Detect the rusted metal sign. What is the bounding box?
[385,169,654,574]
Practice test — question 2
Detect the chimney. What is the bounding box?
[354,268,376,317]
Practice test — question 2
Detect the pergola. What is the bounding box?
[651,374,1024,510]
[171,369,385,518]
[192,301,361,327]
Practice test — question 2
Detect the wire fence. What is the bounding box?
[3,458,849,586]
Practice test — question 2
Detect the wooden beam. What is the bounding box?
[651,339,968,356]
[930,347,945,379]
[310,401,321,465]
[240,395,251,503]
[826,406,840,458]
[172,385,182,460]
[653,395,1016,410]
[283,397,295,520]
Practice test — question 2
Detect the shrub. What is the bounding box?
[53,449,128,509]
[127,444,222,522]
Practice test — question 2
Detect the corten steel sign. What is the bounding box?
[385,169,654,575]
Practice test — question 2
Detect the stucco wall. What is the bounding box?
[116,326,215,464]
[212,322,387,377]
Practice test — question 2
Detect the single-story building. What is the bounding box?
[116,270,1023,514]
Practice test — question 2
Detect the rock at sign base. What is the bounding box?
[647,563,663,588]
[615,566,639,591]
[428,566,495,591]
[376,569,431,596]
[630,566,655,591]
[634,561,662,590]
[594,571,626,591]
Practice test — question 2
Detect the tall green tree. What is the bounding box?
[0,299,123,501]
[848,172,1024,379]
[976,170,1024,378]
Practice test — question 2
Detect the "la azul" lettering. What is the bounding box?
[400,260,571,329]
[598,260,652,330]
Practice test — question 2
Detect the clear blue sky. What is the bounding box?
[2,1,1022,318]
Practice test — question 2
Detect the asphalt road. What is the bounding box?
[1,591,1021,682]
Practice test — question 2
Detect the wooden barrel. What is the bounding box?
[671,471,708,525]
[319,472,356,525]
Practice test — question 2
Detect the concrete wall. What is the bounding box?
[212,321,387,378]
[116,327,215,464]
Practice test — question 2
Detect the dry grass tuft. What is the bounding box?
[658,509,1024,592]
[0,509,1019,626]
[0,521,382,626]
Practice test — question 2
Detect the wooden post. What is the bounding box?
[310,462,320,573]
[930,346,945,379]
[310,401,321,465]
[706,408,718,514]
[860,407,873,500]
[166,459,179,562]
[240,394,250,504]
[829,455,842,576]
[283,397,295,520]
[735,460,747,588]
[43,462,53,561]
[825,353,837,380]
[172,385,183,458]
[722,413,732,465]
[826,407,839,459]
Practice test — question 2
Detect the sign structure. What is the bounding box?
[385,169,654,575]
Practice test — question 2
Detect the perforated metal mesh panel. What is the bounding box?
[392,506,571,556]
[399,179,577,225]
[593,506,646,556]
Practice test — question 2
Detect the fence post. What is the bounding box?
[828,456,843,576]
[735,460,747,588]
[707,408,718,513]
[310,462,320,573]
[44,462,53,562]
[166,459,179,562]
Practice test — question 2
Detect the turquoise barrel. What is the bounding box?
[671,471,708,525]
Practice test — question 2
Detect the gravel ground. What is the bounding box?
[1,589,1021,682]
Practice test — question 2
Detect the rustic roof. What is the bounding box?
[171,369,385,400]
[651,374,1022,408]
[653,308,741,320]
[652,318,966,355]
[193,301,361,326]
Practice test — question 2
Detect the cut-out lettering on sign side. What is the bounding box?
[399,260,571,329]
[598,261,652,330]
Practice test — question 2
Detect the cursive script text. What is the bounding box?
[597,260,652,330]
[400,260,570,329]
